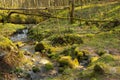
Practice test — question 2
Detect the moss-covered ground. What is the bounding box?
[28,1,120,80]
[0,1,120,80]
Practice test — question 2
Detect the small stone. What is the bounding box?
[31,58,35,62]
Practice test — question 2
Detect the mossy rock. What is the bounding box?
[94,64,105,74]
[60,46,79,58]
[35,41,50,52]
[58,56,79,68]
[89,54,115,67]
[44,62,54,71]
[0,36,17,51]
[76,50,90,62]
[15,41,25,48]
[90,57,99,63]
[60,46,91,62]
[96,49,108,56]
[48,53,60,60]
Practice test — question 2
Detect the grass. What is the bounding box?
[80,30,120,51]
[75,2,120,20]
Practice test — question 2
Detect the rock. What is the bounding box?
[44,62,54,71]
[94,64,105,74]
[13,29,24,34]
[58,56,79,68]
[35,42,46,52]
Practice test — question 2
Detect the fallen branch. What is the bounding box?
[0,6,69,10]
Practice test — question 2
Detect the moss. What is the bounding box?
[48,53,60,60]
[90,57,99,63]
[96,54,115,63]
[101,19,120,31]
[35,41,50,53]
[51,34,83,46]
[15,41,25,48]
[58,56,79,69]
[32,66,40,73]
[60,46,78,58]
[96,49,108,56]
[14,67,23,74]
[58,67,64,73]
[94,64,105,74]
[0,23,25,36]
[0,36,17,51]
[44,62,54,71]
[18,51,25,58]
[76,50,91,62]
[73,58,79,68]
[89,54,115,68]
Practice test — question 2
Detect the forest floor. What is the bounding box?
[0,1,120,80]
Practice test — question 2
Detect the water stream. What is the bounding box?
[10,25,50,80]
[11,28,28,42]
[10,27,35,54]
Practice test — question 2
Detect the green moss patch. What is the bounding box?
[51,34,83,46]
[0,23,25,36]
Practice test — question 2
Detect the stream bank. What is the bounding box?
[10,24,57,80]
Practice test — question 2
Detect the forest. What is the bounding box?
[0,0,120,80]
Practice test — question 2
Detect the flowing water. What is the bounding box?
[11,29,28,42]
[10,25,50,80]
